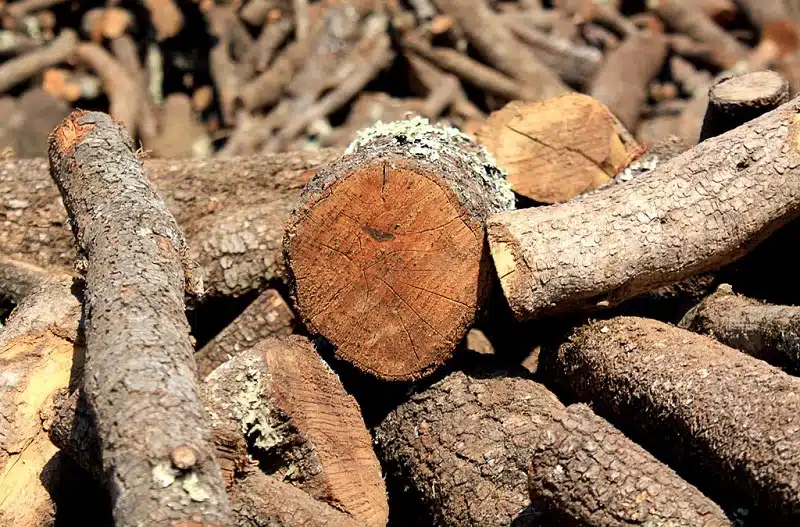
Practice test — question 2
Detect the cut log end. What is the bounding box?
[711,70,790,108]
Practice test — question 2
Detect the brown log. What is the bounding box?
[590,31,668,131]
[542,316,800,524]
[529,403,730,526]
[679,283,800,373]
[0,274,81,527]
[700,70,790,141]
[475,94,643,203]
[284,118,514,380]
[0,148,341,302]
[195,288,296,378]
[48,111,232,525]
[148,93,212,159]
[0,28,76,93]
[487,95,800,320]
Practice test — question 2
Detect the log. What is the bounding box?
[0,148,341,302]
[195,288,296,378]
[200,336,388,526]
[487,95,800,320]
[284,117,515,380]
[0,273,81,527]
[48,111,232,525]
[542,316,800,524]
[679,284,800,373]
[529,403,730,526]
[700,70,790,142]
[475,94,643,203]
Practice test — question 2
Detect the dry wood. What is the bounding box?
[0,88,69,157]
[475,94,643,203]
[195,288,296,378]
[0,148,341,302]
[487,96,800,320]
[405,52,483,121]
[284,118,514,380]
[0,28,76,93]
[148,92,212,159]
[143,0,183,41]
[700,70,790,141]
[590,31,668,130]
[529,402,730,526]
[48,110,232,525]
[201,336,388,526]
[543,316,800,524]
[680,284,800,373]
[0,274,81,527]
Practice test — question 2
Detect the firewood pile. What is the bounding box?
[5,1,800,527]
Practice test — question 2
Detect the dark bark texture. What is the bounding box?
[488,96,800,321]
[48,110,232,526]
[542,316,800,524]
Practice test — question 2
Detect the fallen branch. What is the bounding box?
[48,110,232,525]
[0,28,76,93]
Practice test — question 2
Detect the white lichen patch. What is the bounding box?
[182,472,212,502]
[346,116,515,212]
[152,462,178,488]
[226,354,286,452]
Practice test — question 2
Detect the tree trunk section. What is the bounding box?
[488,96,800,320]
[542,316,800,524]
[48,110,232,526]
[284,118,514,380]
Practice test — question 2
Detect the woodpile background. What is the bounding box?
[4,0,800,526]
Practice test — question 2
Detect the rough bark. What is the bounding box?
[195,288,296,378]
[284,118,515,380]
[48,111,232,526]
[542,316,800,524]
[700,70,790,142]
[487,96,800,320]
[201,336,388,526]
[528,402,730,526]
[475,94,643,203]
[679,284,800,373]
[590,31,668,131]
[0,148,341,302]
[0,273,82,527]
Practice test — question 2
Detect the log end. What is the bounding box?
[711,70,790,110]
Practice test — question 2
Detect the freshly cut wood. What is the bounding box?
[0,274,81,527]
[529,403,729,526]
[195,288,296,378]
[700,70,790,141]
[284,118,514,380]
[202,336,388,526]
[680,284,800,373]
[48,111,232,525]
[543,316,800,523]
[475,94,643,203]
[0,149,341,302]
[488,96,800,320]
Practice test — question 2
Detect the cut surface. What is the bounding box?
[289,160,481,379]
[713,70,787,103]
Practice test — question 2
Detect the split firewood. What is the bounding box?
[475,94,643,203]
[375,368,728,527]
[487,95,800,320]
[195,288,296,378]
[679,284,800,373]
[699,69,790,141]
[0,27,76,93]
[48,110,232,525]
[284,118,515,380]
[590,30,668,131]
[0,148,341,302]
[543,316,800,523]
[0,273,81,527]
[528,402,730,526]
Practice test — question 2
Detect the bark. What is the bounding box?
[201,336,388,526]
[0,28,77,93]
[284,118,515,380]
[590,31,668,131]
[195,288,296,378]
[0,148,341,302]
[700,70,790,142]
[487,96,800,320]
[0,274,82,527]
[48,111,232,526]
[542,316,800,524]
[679,284,800,373]
[475,94,643,203]
[529,403,730,526]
